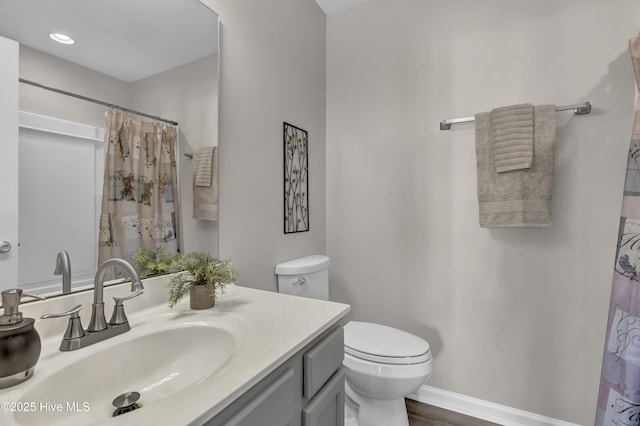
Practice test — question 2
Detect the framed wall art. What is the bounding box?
[283,122,309,233]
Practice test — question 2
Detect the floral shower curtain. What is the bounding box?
[98,110,180,268]
[596,36,640,425]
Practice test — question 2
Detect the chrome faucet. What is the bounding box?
[88,257,144,332]
[54,250,71,294]
[41,257,144,351]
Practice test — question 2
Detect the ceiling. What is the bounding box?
[0,0,368,82]
[0,0,218,82]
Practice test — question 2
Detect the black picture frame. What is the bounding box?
[283,122,309,233]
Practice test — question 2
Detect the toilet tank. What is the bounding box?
[274,255,329,301]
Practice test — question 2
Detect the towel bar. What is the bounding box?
[439,101,591,131]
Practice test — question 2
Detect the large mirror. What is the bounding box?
[0,0,219,299]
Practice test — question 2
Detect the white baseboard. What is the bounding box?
[408,385,580,426]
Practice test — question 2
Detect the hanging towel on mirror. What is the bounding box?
[474,104,556,227]
[490,103,534,172]
[193,146,218,221]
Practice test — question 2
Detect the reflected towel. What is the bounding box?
[475,104,556,227]
[490,103,534,172]
[194,147,214,187]
[193,146,218,221]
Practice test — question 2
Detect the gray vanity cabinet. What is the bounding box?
[217,366,300,426]
[302,369,345,426]
[206,324,345,426]
[302,327,345,426]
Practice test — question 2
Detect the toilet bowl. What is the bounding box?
[275,255,433,426]
[342,321,432,426]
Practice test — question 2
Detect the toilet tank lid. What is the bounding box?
[275,255,330,275]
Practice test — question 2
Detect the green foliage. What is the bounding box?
[167,252,234,309]
[132,247,179,278]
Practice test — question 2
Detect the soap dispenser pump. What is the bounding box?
[0,289,45,389]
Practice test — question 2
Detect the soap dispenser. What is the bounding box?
[0,289,45,389]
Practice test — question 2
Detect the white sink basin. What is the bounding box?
[14,324,235,426]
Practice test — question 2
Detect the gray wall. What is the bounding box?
[326,0,640,424]
[208,0,327,291]
[19,46,131,127]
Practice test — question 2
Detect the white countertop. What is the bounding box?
[0,276,350,425]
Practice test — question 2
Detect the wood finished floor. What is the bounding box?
[406,399,502,426]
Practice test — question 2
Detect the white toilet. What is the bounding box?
[275,255,432,426]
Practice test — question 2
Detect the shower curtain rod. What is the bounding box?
[439,101,591,130]
[19,78,179,126]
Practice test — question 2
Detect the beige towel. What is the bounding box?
[475,105,556,227]
[193,146,218,221]
[194,147,214,187]
[490,103,534,172]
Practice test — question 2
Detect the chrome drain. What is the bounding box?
[112,391,142,417]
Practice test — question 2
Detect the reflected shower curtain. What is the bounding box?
[596,36,640,425]
[98,110,180,268]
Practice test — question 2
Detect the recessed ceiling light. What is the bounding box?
[49,33,75,45]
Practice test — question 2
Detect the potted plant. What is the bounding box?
[167,252,234,310]
[132,247,179,278]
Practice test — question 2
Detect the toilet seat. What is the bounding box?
[344,321,431,365]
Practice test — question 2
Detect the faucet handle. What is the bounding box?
[41,304,82,319]
[41,305,85,340]
[113,291,144,304]
[109,291,143,325]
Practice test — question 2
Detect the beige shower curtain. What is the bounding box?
[98,110,180,267]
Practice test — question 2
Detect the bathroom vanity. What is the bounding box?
[0,275,350,425]
[207,323,346,426]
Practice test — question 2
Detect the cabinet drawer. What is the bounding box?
[304,326,344,399]
[302,368,345,426]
